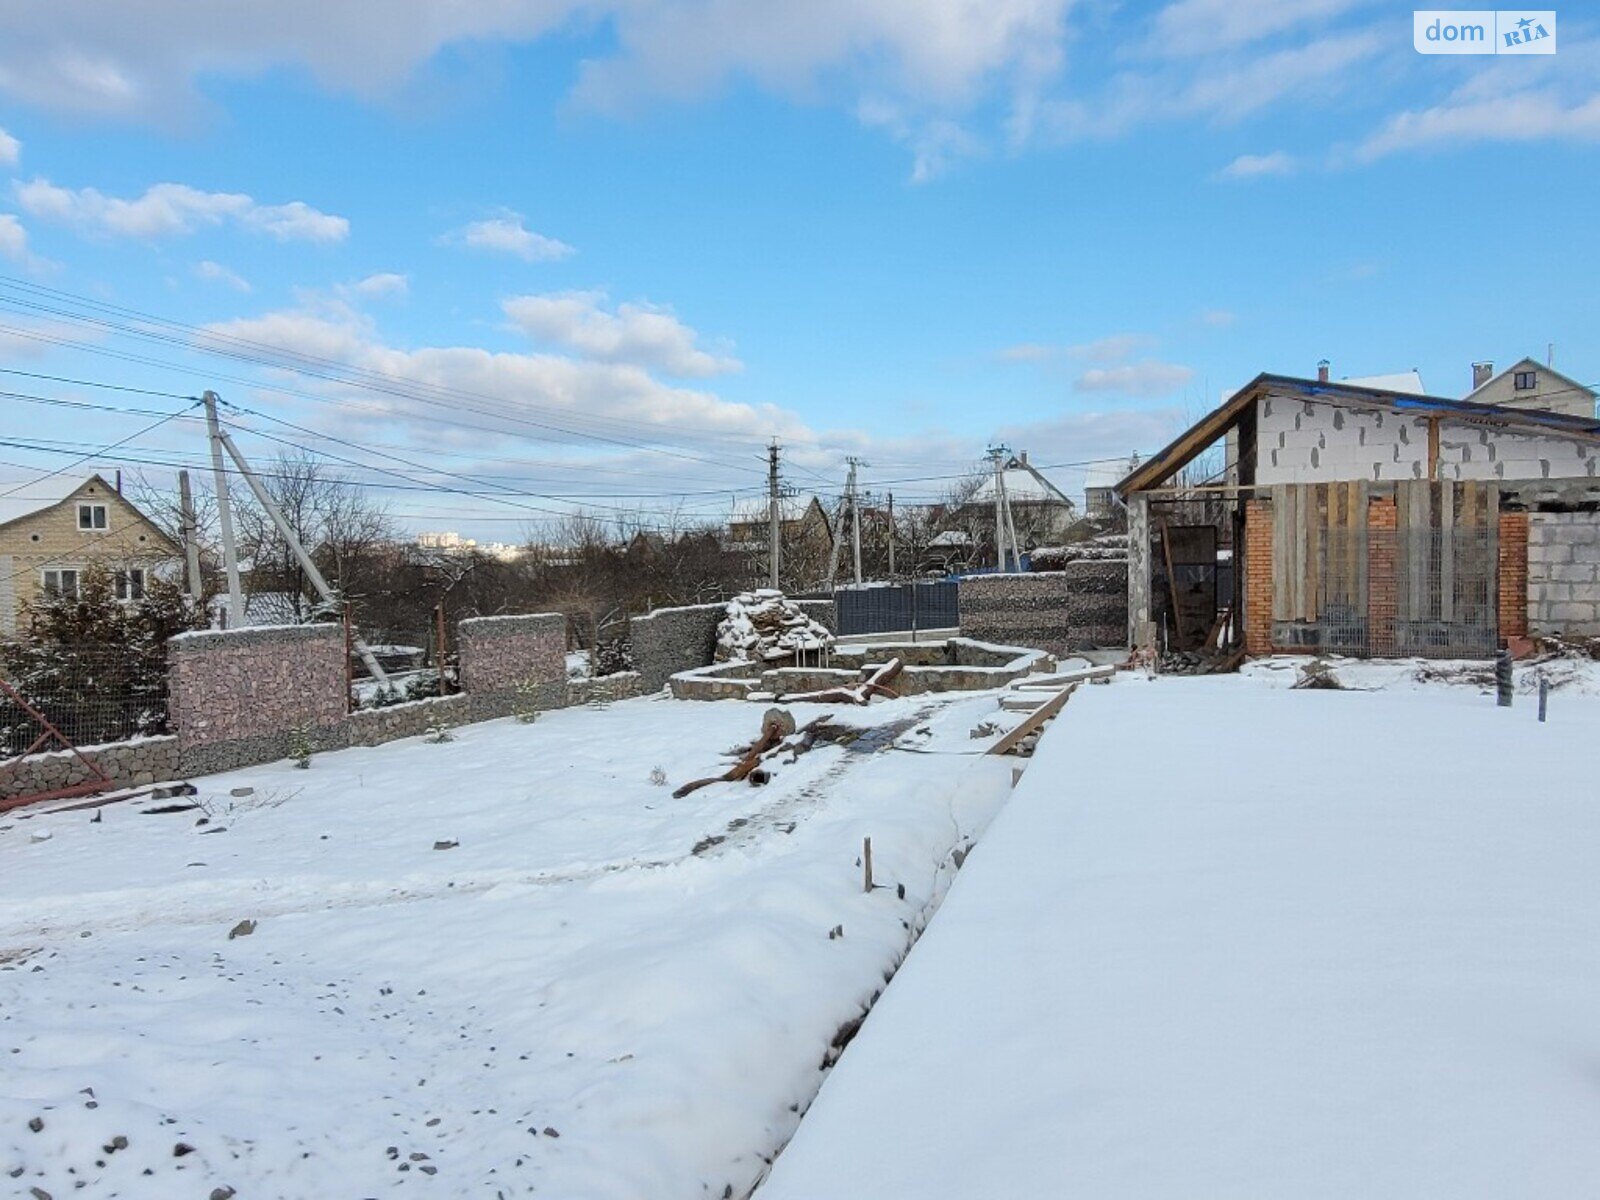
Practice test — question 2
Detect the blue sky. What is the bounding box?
[0,1,1596,536]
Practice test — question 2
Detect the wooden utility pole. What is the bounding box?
[767,439,781,590]
[177,469,203,603]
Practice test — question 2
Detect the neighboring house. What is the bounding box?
[959,453,1078,545]
[1118,371,1600,657]
[1084,455,1141,520]
[726,495,834,556]
[0,474,181,636]
[1464,357,1596,419]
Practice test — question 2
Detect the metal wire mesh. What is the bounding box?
[1,643,170,756]
[1273,526,1496,659]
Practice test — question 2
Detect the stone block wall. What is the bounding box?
[169,624,348,777]
[1,736,179,807]
[1527,512,1600,636]
[457,613,567,711]
[630,603,725,692]
[959,563,1127,654]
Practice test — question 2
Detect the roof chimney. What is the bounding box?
[1316,359,1330,383]
[1017,450,1028,466]
[1471,361,1493,390]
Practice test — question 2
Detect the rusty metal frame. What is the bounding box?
[0,677,114,811]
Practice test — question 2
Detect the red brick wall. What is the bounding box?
[1498,511,1528,641]
[1244,498,1273,655]
[1367,497,1397,656]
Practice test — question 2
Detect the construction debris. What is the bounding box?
[715,590,835,664]
[780,658,903,705]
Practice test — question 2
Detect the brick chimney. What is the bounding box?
[1317,359,1330,383]
[1017,450,1029,466]
[1471,361,1494,390]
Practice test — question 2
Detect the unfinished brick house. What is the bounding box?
[1116,370,1600,657]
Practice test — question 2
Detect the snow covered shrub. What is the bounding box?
[594,635,635,677]
[514,677,542,724]
[649,766,668,787]
[287,722,314,769]
[0,567,208,753]
[424,713,456,743]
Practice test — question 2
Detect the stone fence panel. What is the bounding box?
[959,563,1128,654]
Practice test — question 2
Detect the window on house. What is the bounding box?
[114,567,147,602]
[77,502,109,531]
[1514,370,1537,391]
[41,568,80,598]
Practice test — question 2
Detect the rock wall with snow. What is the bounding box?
[959,562,1128,653]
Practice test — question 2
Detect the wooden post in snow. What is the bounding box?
[863,836,874,893]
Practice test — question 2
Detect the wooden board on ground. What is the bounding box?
[987,683,1078,756]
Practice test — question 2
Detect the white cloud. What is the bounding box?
[857,99,985,184]
[0,212,52,272]
[0,126,18,166]
[445,213,574,263]
[0,213,28,261]
[1356,90,1600,161]
[1075,360,1195,397]
[1217,150,1296,178]
[194,259,252,291]
[201,302,794,451]
[1143,0,1366,58]
[240,199,349,242]
[14,177,349,241]
[348,272,408,299]
[1068,333,1151,365]
[1198,308,1236,328]
[503,290,740,378]
[1036,29,1384,141]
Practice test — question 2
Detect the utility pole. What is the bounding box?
[204,391,245,628]
[846,456,865,586]
[987,446,1007,571]
[826,457,865,589]
[886,492,895,578]
[177,469,203,603]
[207,398,390,684]
[767,439,781,590]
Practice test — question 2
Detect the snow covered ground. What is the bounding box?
[759,672,1600,1199]
[1,689,1021,1199]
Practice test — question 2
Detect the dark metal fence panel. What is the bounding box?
[834,581,958,635]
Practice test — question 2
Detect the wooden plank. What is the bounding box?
[1306,483,1322,622]
[1427,417,1440,480]
[1355,479,1369,617]
[1478,483,1491,633]
[988,683,1077,756]
[1158,518,1187,645]
[1440,479,1455,621]
[1292,483,1308,623]
[1272,484,1290,621]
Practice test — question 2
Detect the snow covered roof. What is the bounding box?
[927,530,972,548]
[728,495,823,526]
[1084,455,1142,492]
[210,591,309,627]
[968,460,1072,507]
[0,474,100,529]
[1343,369,1426,395]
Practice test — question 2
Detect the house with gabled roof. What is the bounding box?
[0,473,181,635]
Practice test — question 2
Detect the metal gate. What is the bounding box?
[835,581,959,636]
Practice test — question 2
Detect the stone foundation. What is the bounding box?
[0,735,179,806]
